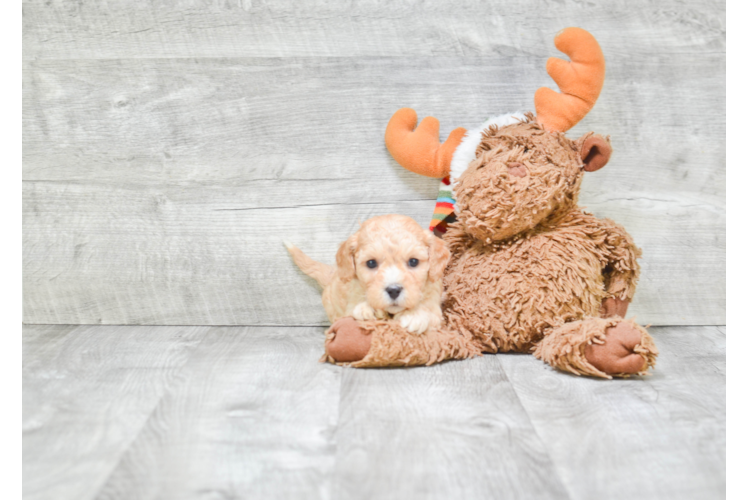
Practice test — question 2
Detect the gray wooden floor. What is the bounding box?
[23,325,725,500]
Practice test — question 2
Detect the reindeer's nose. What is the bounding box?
[507,162,527,178]
[386,285,402,299]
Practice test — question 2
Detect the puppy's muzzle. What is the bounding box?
[385,285,403,300]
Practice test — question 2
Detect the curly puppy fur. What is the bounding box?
[287,214,450,334]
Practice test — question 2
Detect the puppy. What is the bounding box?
[285,214,450,334]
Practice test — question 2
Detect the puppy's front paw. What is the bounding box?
[352,302,378,321]
[397,310,432,334]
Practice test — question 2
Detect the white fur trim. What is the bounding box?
[449,112,528,185]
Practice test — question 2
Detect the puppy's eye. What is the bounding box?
[366,259,377,269]
[408,258,419,268]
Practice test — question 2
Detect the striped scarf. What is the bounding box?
[429,176,457,237]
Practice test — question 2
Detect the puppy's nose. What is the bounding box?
[386,285,402,300]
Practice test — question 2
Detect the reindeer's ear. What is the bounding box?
[425,230,451,282]
[335,234,358,281]
[580,134,612,172]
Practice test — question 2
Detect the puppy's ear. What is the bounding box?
[335,233,358,282]
[426,230,451,281]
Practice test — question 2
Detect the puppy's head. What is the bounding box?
[337,215,450,314]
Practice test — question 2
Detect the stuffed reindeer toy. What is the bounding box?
[323,27,658,378]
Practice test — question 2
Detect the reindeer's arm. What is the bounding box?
[441,220,474,266]
[594,218,642,317]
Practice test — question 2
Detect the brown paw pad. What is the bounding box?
[585,322,646,375]
[600,297,629,318]
[326,317,372,363]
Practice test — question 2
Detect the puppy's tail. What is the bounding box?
[284,241,334,288]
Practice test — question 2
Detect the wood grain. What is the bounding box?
[501,326,726,500]
[23,325,725,500]
[22,53,724,325]
[91,326,341,500]
[22,55,724,197]
[333,357,570,500]
[23,182,722,325]
[22,0,724,60]
[22,324,206,500]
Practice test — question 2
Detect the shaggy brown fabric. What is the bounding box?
[324,115,658,379]
[533,317,658,379]
[435,117,646,366]
[323,319,481,368]
[454,119,584,244]
[442,209,640,354]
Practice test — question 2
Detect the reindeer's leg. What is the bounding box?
[324,317,373,363]
[533,317,658,379]
[322,317,480,368]
[596,218,642,317]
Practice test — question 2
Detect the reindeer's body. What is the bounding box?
[443,210,636,354]
[322,28,659,378]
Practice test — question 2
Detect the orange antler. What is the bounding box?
[535,27,605,132]
[384,108,467,178]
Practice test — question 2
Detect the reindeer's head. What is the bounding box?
[385,28,613,242]
[454,117,611,242]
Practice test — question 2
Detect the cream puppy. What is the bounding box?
[286,215,450,334]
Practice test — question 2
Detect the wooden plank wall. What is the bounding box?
[22,0,725,326]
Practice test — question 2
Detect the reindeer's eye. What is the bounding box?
[408,258,419,268]
[366,260,377,269]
